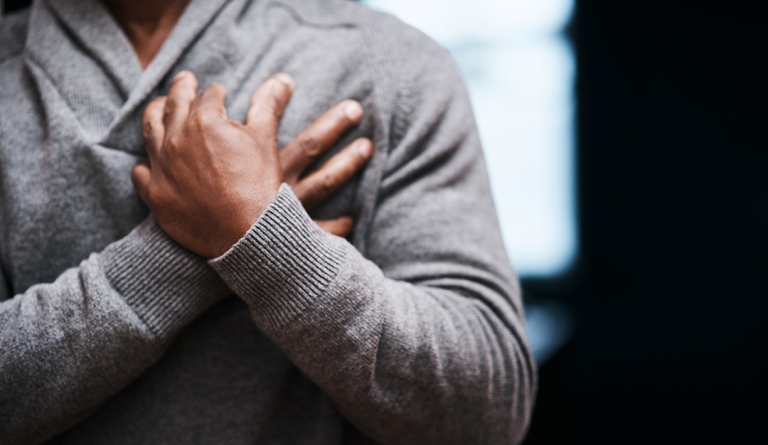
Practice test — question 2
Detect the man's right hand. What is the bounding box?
[135,71,372,255]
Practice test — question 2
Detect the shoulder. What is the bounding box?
[272,0,466,142]
[271,0,457,80]
[0,8,30,64]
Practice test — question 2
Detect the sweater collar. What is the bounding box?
[26,0,231,135]
[43,0,141,96]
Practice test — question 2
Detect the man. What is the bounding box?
[0,0,536,443]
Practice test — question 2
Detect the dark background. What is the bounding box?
[523,1,767,444]
[4,0,767,443]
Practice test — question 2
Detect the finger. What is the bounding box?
[315,217,355,238]
[293,138,373,211]
[142,96,167,159]
[189,83,228,120]
[244,73,295,140]
[131,162,151,205]
[280,100,364,183]
[163,71,198,137]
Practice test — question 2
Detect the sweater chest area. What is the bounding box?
[0,71,370,297]
[0,0,381,296]
[0,134,148,296]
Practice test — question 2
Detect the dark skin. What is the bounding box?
[104,0,372,247]
[103,0,191,69]
[134,72,373,257]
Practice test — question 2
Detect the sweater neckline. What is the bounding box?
[27,0,231,138]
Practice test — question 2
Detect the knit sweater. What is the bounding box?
[0,0,536,443]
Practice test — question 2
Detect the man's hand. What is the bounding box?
[132,71,371,258]
[277,89,372,238]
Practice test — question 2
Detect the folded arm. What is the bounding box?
[0,73,371,443]
[0,218,229,444]
[135,53,536,444]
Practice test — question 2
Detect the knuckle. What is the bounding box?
[180,90,196,102]
[142,120,154,139]
[143,102,163,124]
[165,96,179,111]
[210,83,226,96]
[248,104,270,123]
[320,173,336,196]
[190,111,214,131]
[167,135,183,154]
[297,136,323,157]
[165,94,191,114]
[163,105,175,123]
[148,97,166,110]
[172,80,196,97]
[199,84,223,104]
[144,103,159,119]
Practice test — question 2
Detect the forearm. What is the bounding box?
[0,218,229,444]
[211,186,535,444]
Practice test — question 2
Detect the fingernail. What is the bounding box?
[357,139,373,158]
[344,101,363,121]
[173,71,189,82]
[273,73,295,91]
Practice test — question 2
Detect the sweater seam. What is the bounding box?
[346,20,401,257]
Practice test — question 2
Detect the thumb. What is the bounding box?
[244,73,295,138]
[131,162,152,204]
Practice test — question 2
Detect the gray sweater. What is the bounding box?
[0,0,536,443]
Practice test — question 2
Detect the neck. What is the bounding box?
[103,0,191,70]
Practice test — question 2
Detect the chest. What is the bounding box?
[0,34,375,294]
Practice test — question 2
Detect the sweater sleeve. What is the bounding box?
[209,34,537,445]
[0,217,230,445]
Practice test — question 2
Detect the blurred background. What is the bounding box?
[361,1,768,442]
[3,0,766,443]
[361,2,768,442]
[363,0,578,367]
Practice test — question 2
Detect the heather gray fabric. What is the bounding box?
[0,0,536,443]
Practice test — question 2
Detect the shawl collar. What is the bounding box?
[24,0,231,143]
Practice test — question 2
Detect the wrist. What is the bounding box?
[209,182,281,258]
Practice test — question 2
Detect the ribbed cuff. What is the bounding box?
[209,184,346,332]
[102,217,230,338]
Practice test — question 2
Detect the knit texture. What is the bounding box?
[0,0,536,444]
[103,217,230,337]
[211,184,347,331]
